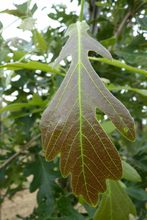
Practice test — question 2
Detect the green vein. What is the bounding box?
[51,62,78,113]
[77,22,83,168]
[83,116,120,174]
[82,132,117,178]
[46,99,78,158]
[77,22,91,204]
[86,183,98,192]
[74,171,82,193]
[60,124,77,150]
[81,63,134,139]
[83,155,106,189]
[84,162,104,191]
[45,82,78,138]
[63,131,80,173]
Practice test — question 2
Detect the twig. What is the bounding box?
[89,57,147,76]
[0,134,40,170]
[115,11,131,37]
[0,152,21,170]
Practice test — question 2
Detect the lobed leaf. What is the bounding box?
[24,156,60,215]
[40,21,135,206]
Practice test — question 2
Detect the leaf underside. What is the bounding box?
[40,22,135,206]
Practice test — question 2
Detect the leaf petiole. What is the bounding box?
[79,0,85,21]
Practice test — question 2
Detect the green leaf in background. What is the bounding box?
[19,17,36,31]
[33,29,48,53]
[14,2,28,14]
[0,103,30,114]
[0,9,26,17]
[137,16,147,29]
[24,156,60,215]
[126,187,147,201]
[101,120,116,134]
[0,21,3,29]
[116,50,147,67]
[0,94,46,114]
[0,1,37,19]
[93,180,136,220]
[0,2,28,17]
[13,51,27,61]
[40,21,135,206]
[126,186,147,202]
[122,160,141,182]
[100,37,116,47]
[107,84,147,97]
[129,34,147,49]
[31,3,37,14]
[95,1,111,7]
[56,196,85,220]
[0,61,64,76]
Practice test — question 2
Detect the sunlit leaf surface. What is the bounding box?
[40,21,135,206]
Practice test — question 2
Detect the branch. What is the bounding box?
[115,11,132,37]
[0,134,40,170]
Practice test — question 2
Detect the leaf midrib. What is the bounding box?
[77,22,91,203]
[77,22,84,177]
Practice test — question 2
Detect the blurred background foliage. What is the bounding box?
[0,0,147,219]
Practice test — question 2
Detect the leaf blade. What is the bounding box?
[0,61,64,76]
[93,180,136,220]
[40,21,135,206]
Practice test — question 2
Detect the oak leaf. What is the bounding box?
[40,21,135,206]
